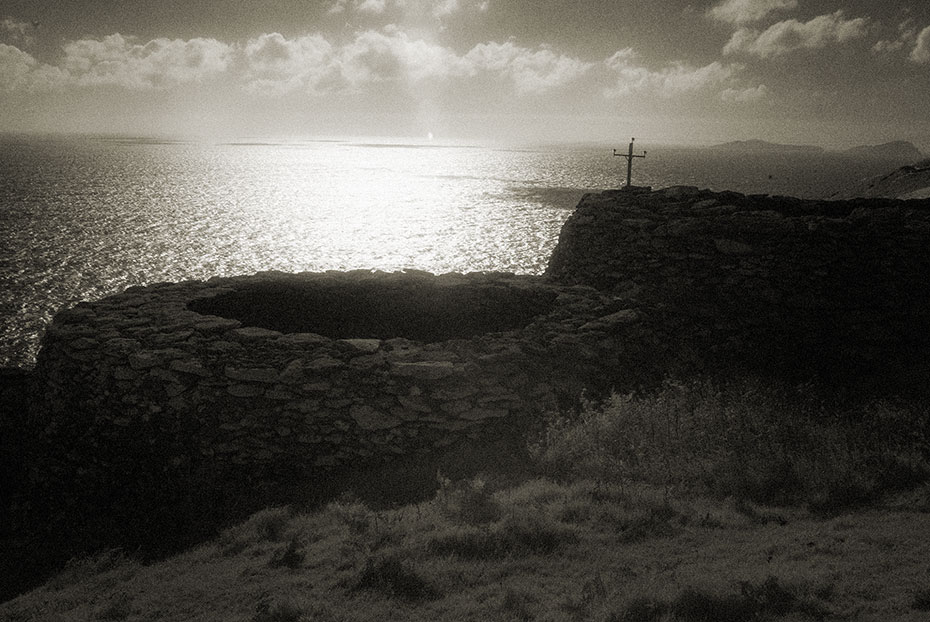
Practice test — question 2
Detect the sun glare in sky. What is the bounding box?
[1,0,929,148]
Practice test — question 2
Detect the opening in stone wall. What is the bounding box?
[188,278,557,342]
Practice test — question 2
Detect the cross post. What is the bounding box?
[613,138,647,189]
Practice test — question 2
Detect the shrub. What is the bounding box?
[353,555,441,602]
[246,507,293,542]
[252,598,304,622]
[428,511,577,559]
[605,577,831,622]
[615,504,679,543]
[268,538,305,570]
[436,474,501,526]
[913,588,930,611]
[95,592,134,621]
[606,596,666,622]
[532,378,930,508]
[670,588,758,622]
[500,588,536,621]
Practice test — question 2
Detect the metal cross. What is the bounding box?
[613,138,647,189]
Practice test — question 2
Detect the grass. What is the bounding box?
[353,556,441,602]
[531,378,930,512]
[606,576,834,621]
[2,377,930,620]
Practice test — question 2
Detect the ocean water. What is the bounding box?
[0,135,903,368]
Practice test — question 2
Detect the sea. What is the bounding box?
[0,134,907,368]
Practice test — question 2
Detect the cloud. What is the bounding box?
[432,0,489,17]
[720,83,769,102]
[241,32,337,94]
[240,31,588,96]
[464,41,592,94]
[909,26,930,64]
[339,28,461,84]
[328,0,349,14]
[723,10,869,57]
[327,0,488,18]
[61,34,232,89]
[604,48,738,98]
[707,0,797,25]
[1,17,37,46]
[356,0,388,15]
[0,43,67,91]
[872,20,918,55]
[0,27,588,97]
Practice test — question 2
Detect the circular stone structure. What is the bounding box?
[31,270,649,512]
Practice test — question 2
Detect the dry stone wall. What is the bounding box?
[30,185,930,530]
[546,186,930,389]
[31,270,653,515]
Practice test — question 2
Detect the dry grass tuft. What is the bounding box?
[352,555,441,602]
[532,378,930,511]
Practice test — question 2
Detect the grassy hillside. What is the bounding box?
[2,379,929,621]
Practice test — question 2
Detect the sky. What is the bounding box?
[1,0,929,148]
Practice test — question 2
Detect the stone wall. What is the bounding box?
[30,270,655,521]
[28,185,930,542]
[546,187,930,390]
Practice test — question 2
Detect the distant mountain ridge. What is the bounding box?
[830,159,930,200]
[708,139,924,161]
[842,141,924,161]
[708,139,823,153]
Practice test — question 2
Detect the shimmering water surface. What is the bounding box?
[0,135,901,367]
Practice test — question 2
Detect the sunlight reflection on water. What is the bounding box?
[0,137,903,367]
[0,139,598,366]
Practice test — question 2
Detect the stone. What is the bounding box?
[227,384,265,398]
[440,400,471,414]
[150,368,181,384]
[307,356,344,372]
[151,330,194,345]
[658,185,701,199]
[348,353,387,369]
[714,238,754,255]
[225,366,279,383]
[103,338,141,354]
[70,337,99,350]
[397,395,433,413]
[164,383,187,398]
[393,361,456,380]
[277,332,329,346]
[431,385,478,401]
[128,351,160,370]
[301,382,332,393]
[277,359,305,384]
[112,366,139,381]
[194,318,241,333]
[580,309,640,331]
[459,407,508,420]
[350,404,401,430]
[339,339,381,353]
[169,359,212,377]
[266,389,296,400]
[232,326,283,340]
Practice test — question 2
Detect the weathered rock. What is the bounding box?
[392,361,457,380]
[224,366,279,383]
[169,359,212,377]
[350,404,401,430]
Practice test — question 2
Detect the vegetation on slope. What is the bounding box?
[2,379,930,621]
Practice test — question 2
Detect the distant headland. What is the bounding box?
[708,139,925,161]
